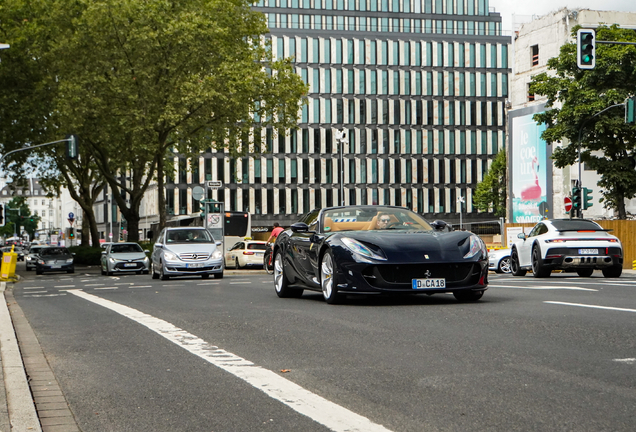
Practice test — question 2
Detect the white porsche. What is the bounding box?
[510,219,623,278]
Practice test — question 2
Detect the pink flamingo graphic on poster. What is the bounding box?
[521,156,542,201]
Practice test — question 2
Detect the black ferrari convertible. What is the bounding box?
[272,205,489,304]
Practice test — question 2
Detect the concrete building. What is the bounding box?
[509,8,636,223]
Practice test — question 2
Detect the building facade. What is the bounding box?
[95,0,512,239]
[509,8,636,222]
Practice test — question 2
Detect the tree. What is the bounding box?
[1,0,308,242]
[473,149,507,217]
[0,197,40,239]
[50,0,307,241]
[530,25,636,219]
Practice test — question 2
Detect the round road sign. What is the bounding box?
[564,196,572,213]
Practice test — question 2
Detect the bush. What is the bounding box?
[68,246,102,265]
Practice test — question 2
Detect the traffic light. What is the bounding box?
[583,188,594,210]
[0,204,4,227]
[572,186,581,213]
[577,29,596,70]
[69,228,75,239]
[627,96,636,124]
[66,134,78,160]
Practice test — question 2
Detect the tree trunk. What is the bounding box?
[81,210,90,246]
[157,154,166,232]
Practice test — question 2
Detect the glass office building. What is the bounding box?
[167,0,511,229]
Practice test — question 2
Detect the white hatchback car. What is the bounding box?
[510,219,623,278]
[151,227,224,280]
[224,240,267,269]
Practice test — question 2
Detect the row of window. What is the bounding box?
[300,69,508,98]
[170,150,499,187]
[276,37,508,69]
[301,99,506,126]
[167,184,483,216]
[257,0,491,16]
[266,13,501,36]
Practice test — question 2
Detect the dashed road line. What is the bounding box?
[65,290,393,432]
[94,287,118,290]
[491,285,597,291]
[54,285,76,289]
[545,301,636,313]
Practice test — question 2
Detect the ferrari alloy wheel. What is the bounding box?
[274,251,303,298]
[510,248,527,277]
[321,250,342,304]
[602,265,622,278]
[576,268,594,277]
[151,262,159,279]
[531,246,550,278]
[497,256,512,274]
[453,290,484,302]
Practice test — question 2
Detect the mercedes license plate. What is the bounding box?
[51,265,61,269]
[579,249,598,255]
[187,262,204,268]
[412,278,446,289]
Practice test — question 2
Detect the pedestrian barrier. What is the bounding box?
[0,245,18,281]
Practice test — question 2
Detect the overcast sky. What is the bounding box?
[490,0,636,34]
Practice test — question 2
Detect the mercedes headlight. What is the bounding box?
[163,251,178,261]
[211,250,223,260]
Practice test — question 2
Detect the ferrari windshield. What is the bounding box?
[322,206,433,233]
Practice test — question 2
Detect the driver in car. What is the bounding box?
[375,213,393,229]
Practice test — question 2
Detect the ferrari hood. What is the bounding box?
[336,231,481,262]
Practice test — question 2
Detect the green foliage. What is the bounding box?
[0,197,40,239]
[529,24,636,219]
[68,246,102,265]
[473,150,507,217]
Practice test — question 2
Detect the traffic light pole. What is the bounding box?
[0,137,77,167]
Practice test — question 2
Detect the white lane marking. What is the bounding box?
[613,358,636,364]
[130,286,152,289]
[24,294,66,298]
[84,284,105,287]
[230,282,252,285]
[65,290,392,432]
[162,284,182,287]
[23,287,45,290]
[197,283,219,286]
[545,301,636,313]
[54,285,75,288]
[24,291,47,294]
[114,283,134,286]
[491,285,597,291]
[94,287,118,290]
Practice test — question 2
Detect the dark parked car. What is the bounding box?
[272,205,489,304]
[35,247,75,275]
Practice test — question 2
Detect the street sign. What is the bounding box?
[192,186,204,200]
[207,180,223,189]
[68,218,74,226]
[69,212,75,219]
[564,196,572,213]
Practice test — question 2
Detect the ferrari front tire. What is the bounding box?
[320,250,343,305]
[274,251,303,298]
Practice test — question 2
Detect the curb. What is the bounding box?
[0,281,42,431]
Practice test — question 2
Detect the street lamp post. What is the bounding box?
[335,130,348,206]
[457,195,465,230]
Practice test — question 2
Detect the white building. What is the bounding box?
[509,8,636,222]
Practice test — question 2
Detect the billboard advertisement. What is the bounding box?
[511,111,549,223]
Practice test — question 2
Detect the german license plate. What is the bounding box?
[187,262,204,268]
[124,263,136,267]
[412,278,446,289]
[51,265,61,269]
[579,249,598,255]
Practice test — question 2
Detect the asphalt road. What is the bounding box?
[11,264,636,432]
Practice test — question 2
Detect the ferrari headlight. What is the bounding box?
[211,250,223,260]
[341,237,386,261]
[464,235,487,259]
